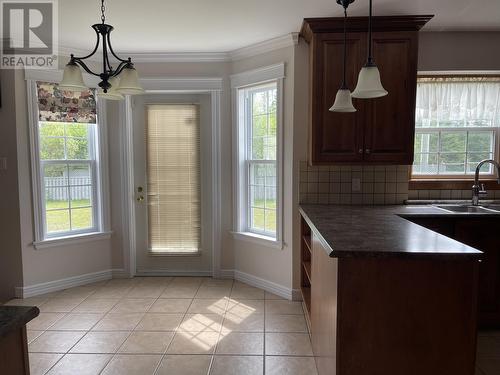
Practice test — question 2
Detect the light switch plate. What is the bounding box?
[352,178,361,192]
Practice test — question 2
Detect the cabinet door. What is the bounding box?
[310,33,366,164]
[454,219,500,328]
[310,233,338,375]
[363,31,418,164]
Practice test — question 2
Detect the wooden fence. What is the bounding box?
[45,177,91,201]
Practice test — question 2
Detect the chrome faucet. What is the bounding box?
[472,159,500,206]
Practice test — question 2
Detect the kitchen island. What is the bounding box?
[299,204,483,375]
[0,305,39,374]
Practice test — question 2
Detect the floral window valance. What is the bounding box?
[37,82,97,124]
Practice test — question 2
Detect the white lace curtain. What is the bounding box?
[416,77,500,128]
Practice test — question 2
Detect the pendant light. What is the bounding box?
[352,0,388,99]
[330,0,356,112]
[60,0,143,97]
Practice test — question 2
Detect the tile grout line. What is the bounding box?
[153,277,205,375]
[100,277,175,375]
[37,279,117,374]
[207,278,234,375]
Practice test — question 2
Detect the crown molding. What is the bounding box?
[140,77,223,91]
[229,32,299,61]
[230,62,285,88]
[56,32,299,64]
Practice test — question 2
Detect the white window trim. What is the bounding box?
[26,71,111,249]
[230,63,285,248]
[413,71,500,180]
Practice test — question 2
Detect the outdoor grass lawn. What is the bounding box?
[46,198,278,234]
[252,199,277,234]
[46,199,93,232]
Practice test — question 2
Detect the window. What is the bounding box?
[412,76,500,179]
[30,81,106,243]
[246,84,278,236]
[231,63,284,244]
[146,104,201,254]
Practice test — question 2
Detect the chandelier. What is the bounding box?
[59,0,143,100]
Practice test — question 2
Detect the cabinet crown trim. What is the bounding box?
[301,15,434,42]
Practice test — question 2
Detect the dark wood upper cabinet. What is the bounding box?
[301,16,433,165]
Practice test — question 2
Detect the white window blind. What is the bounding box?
[146,104,201,253]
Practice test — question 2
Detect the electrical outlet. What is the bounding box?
[352,178,361,192]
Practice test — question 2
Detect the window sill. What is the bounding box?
[231,231,283,249]
[33,231,112,250]
[409,179,500,190]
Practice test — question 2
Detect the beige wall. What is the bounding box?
[0,69,24,301]
[231,47,296,290]
[13,71,114,287]
[418,32,500,71]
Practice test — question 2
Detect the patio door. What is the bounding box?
[132,93,213,275]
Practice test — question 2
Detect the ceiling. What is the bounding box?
[59,0,500,53]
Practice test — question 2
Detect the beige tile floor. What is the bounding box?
[6,276,499,375]
[6,277,317,375]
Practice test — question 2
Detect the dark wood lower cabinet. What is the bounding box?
[406,216,500,328]
[307,230,479,375]
[0,326,30,375]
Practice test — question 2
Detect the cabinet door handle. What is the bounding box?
[358,149,363,154]
[365,149,371,154]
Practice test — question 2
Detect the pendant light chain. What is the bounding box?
[341,7,348,89]
[101,0,106,24]
[367,0,373,65]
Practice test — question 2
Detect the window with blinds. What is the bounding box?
[146,104,201,254]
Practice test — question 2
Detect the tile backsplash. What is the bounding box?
[299,161,500,205]
[299,162,409,205]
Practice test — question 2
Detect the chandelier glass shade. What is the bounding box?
[59,0,143,98]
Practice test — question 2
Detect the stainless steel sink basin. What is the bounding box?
[481,204,500,212]
[436,205,499,213]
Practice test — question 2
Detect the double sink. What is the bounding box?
[435,204,500,214]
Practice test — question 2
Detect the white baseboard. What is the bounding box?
[233,270,297,300]
[14,267,302,302]
[15,269,113,298]
[135,269,213,277]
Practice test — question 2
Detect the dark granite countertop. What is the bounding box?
[0,306,39,338]
[299,204,485,259]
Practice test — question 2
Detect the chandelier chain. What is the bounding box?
[101,0,106,23]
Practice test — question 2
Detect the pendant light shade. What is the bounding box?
[352,0,388,99]
[330,89,356,112]
[351,65,387,98]
[330,0,356,113]
[59,62,87,92]
[117,67,144,95]
[97,77,124,100]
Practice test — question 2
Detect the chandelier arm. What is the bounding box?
[112,60,132,78]
[71,28,101,61]
[71,58,101,77]
[106,31,131,63]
